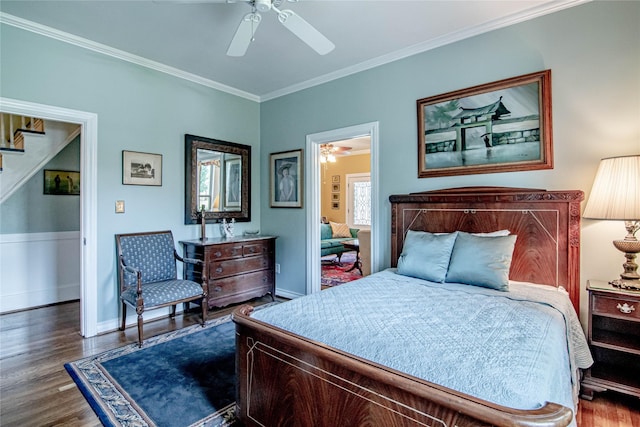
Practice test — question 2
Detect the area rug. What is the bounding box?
[65,315,242,427]
[321,252,362,287]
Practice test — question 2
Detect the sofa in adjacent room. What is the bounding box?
[321,222,359,262]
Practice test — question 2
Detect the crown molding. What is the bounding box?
[259,0,591,101]
[2,0,590,103]
[0,12,260,103]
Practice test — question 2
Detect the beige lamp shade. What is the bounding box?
[583,155,640,221]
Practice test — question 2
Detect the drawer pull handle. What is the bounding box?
[216,267,223,273]
[617,303,635,314]
[214,251,222,258]
[214,286,222,292]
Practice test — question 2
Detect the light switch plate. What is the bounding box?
[115,200,125,213]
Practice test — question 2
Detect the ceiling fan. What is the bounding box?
[175,0,335,57]
[320,143,351,163]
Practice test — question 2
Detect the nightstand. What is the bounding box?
[581,280,640,400]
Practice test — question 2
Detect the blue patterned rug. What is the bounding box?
[65,315,240,427]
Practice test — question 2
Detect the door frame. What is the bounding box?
[305,122,380,295]
[1,97,98,337]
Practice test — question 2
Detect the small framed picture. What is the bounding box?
[332,175,340,183]
[331,202,340,210]
[270,149,303,208]
[123,150,162,186]
[331,193,340,202]
[331,183,340,192]
[224,158,241,208]
[43,170,80,195]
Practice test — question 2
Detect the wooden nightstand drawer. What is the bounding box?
[592,294,640,321]
[582,280,640,400]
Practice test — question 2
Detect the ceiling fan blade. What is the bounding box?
[227,12,261,57]
[274,8,334,55]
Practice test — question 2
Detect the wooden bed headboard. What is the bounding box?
[389,187,584,313]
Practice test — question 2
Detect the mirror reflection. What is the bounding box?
[185,134,251,224]
[197,149,241,212]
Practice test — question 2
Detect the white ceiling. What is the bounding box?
[0,0,587,101]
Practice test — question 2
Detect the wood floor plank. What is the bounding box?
[1,300,639,426]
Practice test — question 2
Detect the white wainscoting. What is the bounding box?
[0,231,80,313]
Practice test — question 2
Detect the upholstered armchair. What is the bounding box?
[357,229,371,276]
[116,230,208,347]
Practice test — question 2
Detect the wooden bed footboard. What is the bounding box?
[233,305,573,427]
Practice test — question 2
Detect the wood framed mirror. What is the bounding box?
[185,134,251,224]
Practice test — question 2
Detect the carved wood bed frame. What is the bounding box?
[233,187,585,427]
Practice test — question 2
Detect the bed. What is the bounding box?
[232,187,593,427]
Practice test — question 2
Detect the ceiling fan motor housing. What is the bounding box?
[254,0,272,12]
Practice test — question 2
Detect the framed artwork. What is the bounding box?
[332,175,340,183]
[224,158,241,208]
[417,70,553,178]
[122,150,162,186]
[270,149,303,208]
[43,170,80,195]
[331,202,339,210]
[331,193,340,202]
[331,183,340,192]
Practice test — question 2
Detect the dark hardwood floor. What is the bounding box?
[1,300,639,426]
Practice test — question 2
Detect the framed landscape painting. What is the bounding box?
[417,70,553,178]
[44,170,80,195]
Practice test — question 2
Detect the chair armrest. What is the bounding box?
[175,250,203,266]
[182,256,204,266]
[119,255,143,294]
[123,264,140,275]
[174,250,207,288]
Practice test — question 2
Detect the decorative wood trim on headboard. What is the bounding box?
[389,187,584,313]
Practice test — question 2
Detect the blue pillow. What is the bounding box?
[445,232,517,291]
[397,230,458,283]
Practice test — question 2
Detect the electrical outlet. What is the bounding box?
[275,263,280,274]
[115,200,125,213]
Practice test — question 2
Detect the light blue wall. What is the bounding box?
[260,1,640,298]
[0,24,261,323]
[1,136,81,233]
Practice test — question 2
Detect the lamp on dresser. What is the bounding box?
[583,154,640,290]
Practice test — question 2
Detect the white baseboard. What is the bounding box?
[275,288,303,300]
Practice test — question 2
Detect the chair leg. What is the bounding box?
[120,303,127,331]
[137,312,144,348]
[201,296,208,326]
[170,304,176,318]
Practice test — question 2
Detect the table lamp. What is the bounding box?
[583,155,640,290]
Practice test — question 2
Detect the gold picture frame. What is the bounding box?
[417,70,553,178]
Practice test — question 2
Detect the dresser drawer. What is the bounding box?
[207,243,244,261]
[592,294,640,321]
[244,241,271,257]
[209,255,271,279]
[208,270,274,301]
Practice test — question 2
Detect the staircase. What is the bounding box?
[0,113,80,203]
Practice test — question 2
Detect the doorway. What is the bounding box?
[305,122,380,295]
[1,97,98,337]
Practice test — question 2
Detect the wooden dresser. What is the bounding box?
[581,280,640,400]
[180,235,276,309]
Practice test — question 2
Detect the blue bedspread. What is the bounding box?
[252,269,592,422]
